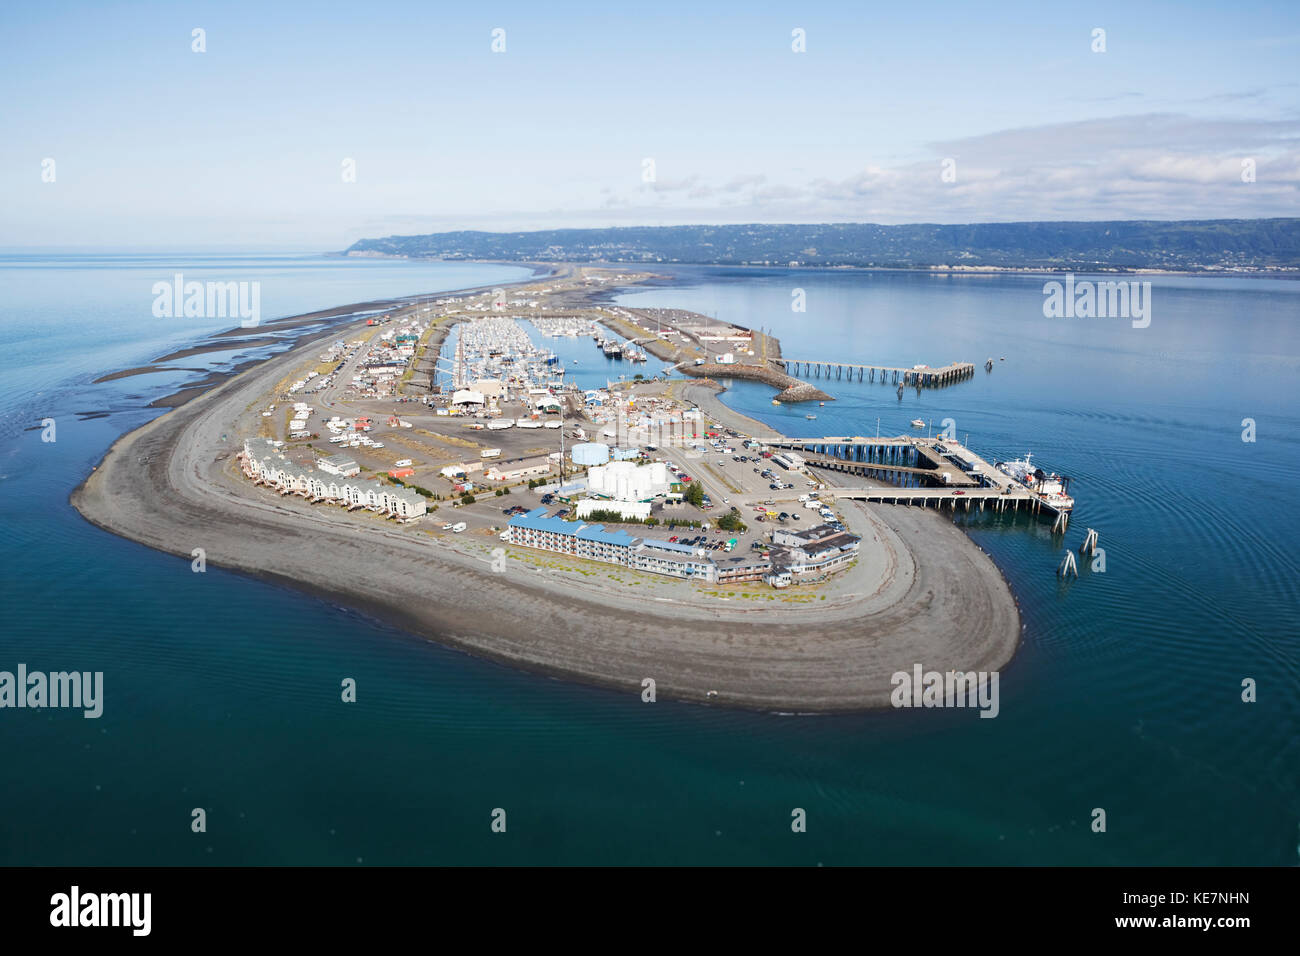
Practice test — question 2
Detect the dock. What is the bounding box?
[775,359,975,387]
[767,434,1070,521]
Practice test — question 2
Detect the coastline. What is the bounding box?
[71,276,1022,713]
[340,251,1300,279]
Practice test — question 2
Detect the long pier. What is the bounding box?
[829,485,1047,514]
[775,359,975,387]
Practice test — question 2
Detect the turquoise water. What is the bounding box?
[1,256,1297,865]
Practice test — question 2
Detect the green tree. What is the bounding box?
[717,511,747,533]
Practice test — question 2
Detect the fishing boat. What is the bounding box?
[995,452,1074,512]
[910,419,925,428]
[805,414,816,420]
[771,399,782,406]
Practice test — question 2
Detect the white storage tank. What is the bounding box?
[571,442,611,466]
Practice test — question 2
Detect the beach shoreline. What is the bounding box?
[71,273,1022,713]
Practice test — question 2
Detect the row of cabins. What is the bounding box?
[241,438,427,520]
[505,508,860,587]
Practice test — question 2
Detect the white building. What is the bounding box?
[485,456,553,482]
[575,499,651,522]
[318,454,360,477]
[586,461,670,501]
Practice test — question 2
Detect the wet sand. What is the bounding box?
[149,339,279,363]
[94,366,209,383]
[72,288,1021,712]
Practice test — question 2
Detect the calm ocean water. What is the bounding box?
[1,255,1297,865]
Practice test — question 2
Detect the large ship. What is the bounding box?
[995,452,1074,512]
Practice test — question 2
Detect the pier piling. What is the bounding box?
[1057,551,1079,578]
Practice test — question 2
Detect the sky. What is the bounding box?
[1,0,1297,249]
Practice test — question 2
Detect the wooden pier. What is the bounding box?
[775,359,975,387]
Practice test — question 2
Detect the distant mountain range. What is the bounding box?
[344,219,1300,272]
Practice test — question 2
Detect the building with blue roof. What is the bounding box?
[507,508,720,580]
[630,539,715,580]
[507,508,643,566]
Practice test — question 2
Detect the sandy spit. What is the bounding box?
[71,310,1020,713]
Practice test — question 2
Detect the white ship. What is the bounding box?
[995,452,1074,512]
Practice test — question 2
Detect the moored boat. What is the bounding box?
[995,452,1074,512]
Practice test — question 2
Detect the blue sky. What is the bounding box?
[1,0,1297,248]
